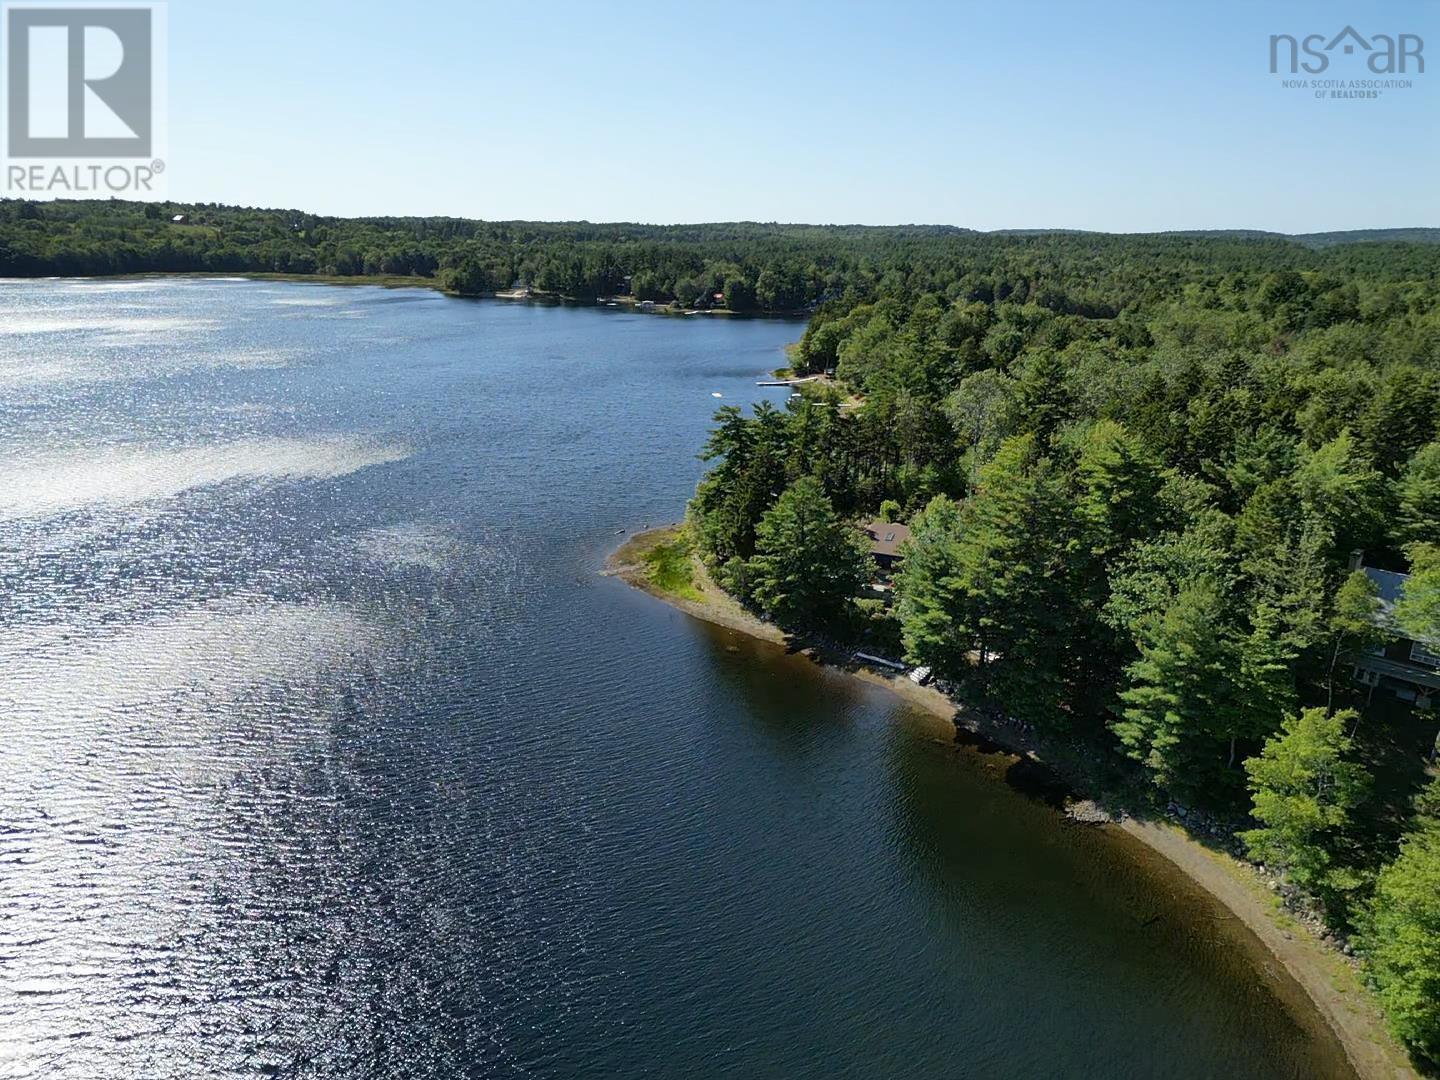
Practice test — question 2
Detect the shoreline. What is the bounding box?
[606,524,1417,1080]
[21,270,448,291]
[11,271,811,316]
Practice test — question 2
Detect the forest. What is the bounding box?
[3,198,1438,313]
[5,197,1439,1065]
[681,234,1440,1066]
[0,198,975,306]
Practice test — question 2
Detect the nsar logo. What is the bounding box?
[1270,25,1424,75]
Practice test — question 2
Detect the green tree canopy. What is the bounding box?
[1292,430,1386,558]
[1325,570,1388,708]
[896,435,1082,725]
[747,477,868,629]
[1073,419,1165,565]
[1395,543,1440,650]
[1395,443,1440,547]
[1115,579,1242,794]
[1360,784,1440,1060]
[1241,707,1370,904]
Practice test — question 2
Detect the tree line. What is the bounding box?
[4,199,1438,316]
[685,241,1440,1065]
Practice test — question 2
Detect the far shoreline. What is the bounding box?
[605,524,1418,1080]
[16,271,812,317]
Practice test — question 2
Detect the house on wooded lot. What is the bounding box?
[861,520,911,574]
[1353,562,1440,711]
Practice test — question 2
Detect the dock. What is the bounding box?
[854,651,907,672]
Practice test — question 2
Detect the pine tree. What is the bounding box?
[1395,443,1440,547]
[1293,430,1386,557]
[897,435,1081,726]
[1014,349,1071,448]
[747,477,867,629]
[1073,419,1165,565]
[1114,579,1255,797]
[895,495,970,676]
[689,404,790,564]
[1325,570,1387,710]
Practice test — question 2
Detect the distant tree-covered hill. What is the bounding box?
[1163,227,1440,248]
[1291,227,1440,248]
[1,200,1436,313]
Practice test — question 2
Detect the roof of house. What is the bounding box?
[1354,565,1440,683]
[1364,566,1409,623]
[861,520,911,559]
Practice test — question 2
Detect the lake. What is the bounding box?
[0,279,1352,1079]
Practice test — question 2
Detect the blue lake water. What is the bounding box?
[0,279,1352,1078]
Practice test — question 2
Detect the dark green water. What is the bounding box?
[0,279,1353,1078]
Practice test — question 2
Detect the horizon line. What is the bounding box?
[10,199,1440,238]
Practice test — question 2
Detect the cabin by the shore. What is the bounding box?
[1352,559,1440,711]
[861,520,911,574]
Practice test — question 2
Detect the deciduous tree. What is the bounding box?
[1241,708,1370,903]
[1360,781,1440,1060]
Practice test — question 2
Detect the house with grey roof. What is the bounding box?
[1353,563,1440,711]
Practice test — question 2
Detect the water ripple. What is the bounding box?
[0,437,409,521]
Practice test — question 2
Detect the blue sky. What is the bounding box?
[165,0,1439,231]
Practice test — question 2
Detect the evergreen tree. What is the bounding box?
[1358,365,1440,476]
[896,435,1080,725]
[1014,349,1071,448]
[895,495,971,677]
[1114,579,1255,797]
[747,477,867,629]
[1395,443,1440,547]
[689,404,789,564]
[1073,419,1164,565]
[1293,430,1386,558]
